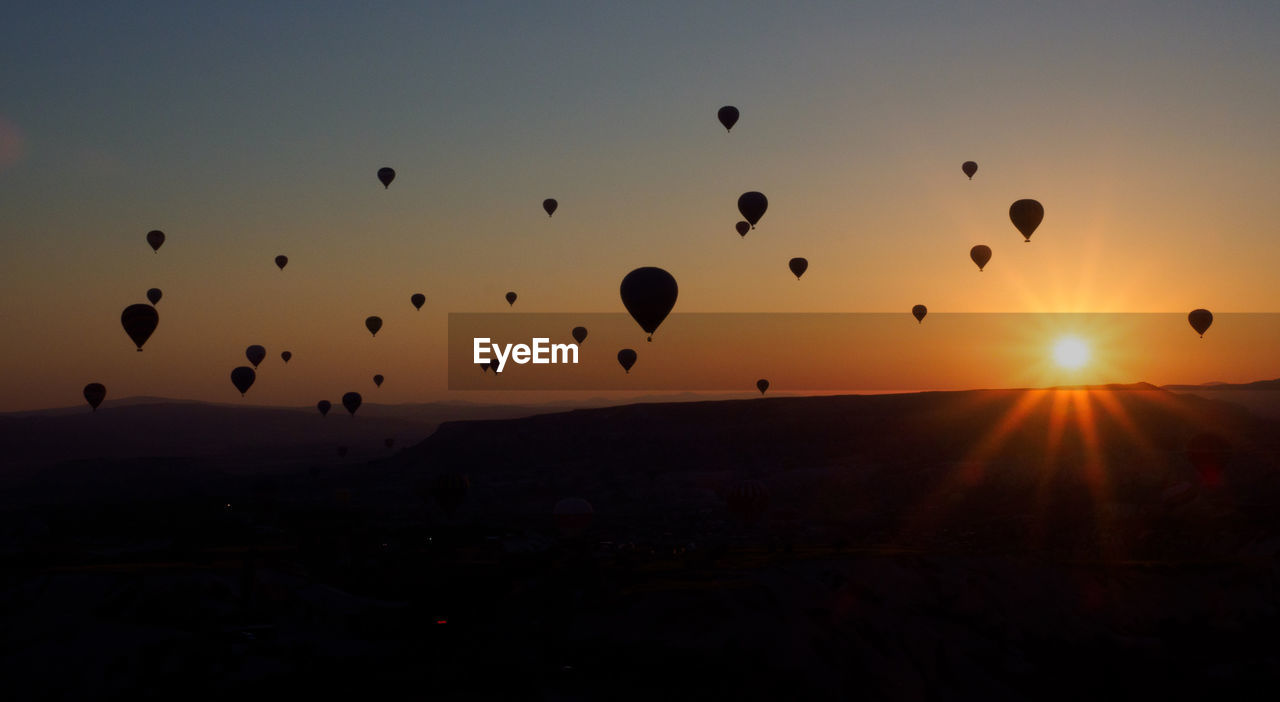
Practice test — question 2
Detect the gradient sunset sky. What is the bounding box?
[3,2,1279,410]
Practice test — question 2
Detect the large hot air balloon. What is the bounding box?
[620,267,678,341]
[146,230,165,252]
[377,167,395,188]
[365,316,383,337]
[146,288,162,305]
[411,293,425,310]
[275,255,288,270]
[281,350,292,364]
[970,245,992,272]
[373,374,384,388]
[735,221,750,238]
[788,257,808,279]
[542,198,557,217]
[505,291,517,306]
[426,473,470,516]
[912,305,927,323]
[83,383,106,411]
[617,349,637,373]
[572,326,588,344]
[230,366,256,396]
[553,497,594,535]
[121,304,159,351]
[737,191,768,228]
[1009,199,1043,242]
[756,379,769,395]
[717,106,739,132]
[1187,432,1231,486]
[961,161,978,179]
[342,392,362,416]
[317,400,332,417]
[1188,309,1213,338]
[726,480,770,523]
[245,345,266,368]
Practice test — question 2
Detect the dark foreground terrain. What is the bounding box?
[4,387,1280,699]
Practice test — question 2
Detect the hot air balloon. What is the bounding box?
[317,400,332,417]
[146,230,165,252]
[617,349,637,373]
[245,345,266,368]
[373,374,384,388]
[737,191,768,228]
[121,304,159,351]
[726,480,770,523]
[572,326,588,344]
[735,221,750,238]
[230,366,256,396]
[1009,199,1043,242]
[427,473,470,515]
[83,383,106,411]
[1188,309,1213,338]
[377,167,395,188]
[717,106,739,132]
[1187,432,1231,486]
[365,316,383,337]
[411,293,425,310]
[970,245,992,272]
[620,267,678,341]
[788,257,808,279]
[756,379,769,395]
[342,392,362,416]
[543,198,557,217]
[146,288,162,305]
[553,497,594,535]
[912,305,927,323]
[281,350,292,364]
[275,255,288,270]
[961,161,978,179]
[505,292,517,306]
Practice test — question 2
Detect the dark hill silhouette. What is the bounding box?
[1164,378,1280,419]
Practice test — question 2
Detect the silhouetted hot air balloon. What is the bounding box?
[1188,309,1213,338]
[553,497,594,535]
[342,392,362,416]
[411,293,425,310]
[245,345,266,368]
[365,316,383,337]
[617,349,637,373]
[735,221,749,238]
[1187,432,1231,486]
[542,198,557,217]
[717,106,739,132]
[726,480,770,523]
[961,161,978,179]
[970,245,992,271]
[377,167,395,188]
[83,383,106,411]
[737,191,767,228]
[275,255,288,270]
[1009,199,1043,242]
[146,230,165,252]
[281,350,292,364]
[505,292,517,306]
[912,305,927,323]
[427,473,470,515]
[620,267,678,341]
[230,366,256,397]
[788,257,808,279]
[121,304,158,351]
[572,326,588,344]
[373,374,384,388]
[756,379,769,395]
[146,288,162,305]
[317,400,332,417]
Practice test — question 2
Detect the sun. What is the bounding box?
[1051,335,1091,370]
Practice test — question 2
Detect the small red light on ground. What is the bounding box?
[436,619,447,625]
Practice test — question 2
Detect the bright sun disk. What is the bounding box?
[1052,336,1091,370]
